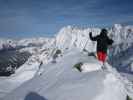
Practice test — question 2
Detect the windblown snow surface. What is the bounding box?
[1,24,133,100]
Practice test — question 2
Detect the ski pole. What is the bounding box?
[83,33,90,51]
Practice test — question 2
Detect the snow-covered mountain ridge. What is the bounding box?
[56,24,133,51]
[0,37,54,51]
[1,24,133,100]
[1,24,133,53]
[2,49,133,100]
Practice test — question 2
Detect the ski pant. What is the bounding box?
[97,51,107,63]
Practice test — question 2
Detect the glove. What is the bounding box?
[89,32,92,37]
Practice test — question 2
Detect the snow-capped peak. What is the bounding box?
[113,24,123,30]
[56,25,101,52]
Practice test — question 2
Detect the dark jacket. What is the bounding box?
[89,30,113,53]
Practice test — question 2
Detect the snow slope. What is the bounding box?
[2,50,129,100]
[1,24,133,99]
[0,37,55,98]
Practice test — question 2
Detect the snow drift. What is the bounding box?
[81,62,103,72]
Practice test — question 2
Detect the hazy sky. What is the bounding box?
[0,0,133,38]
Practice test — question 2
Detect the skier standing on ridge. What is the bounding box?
[89,28,113,65]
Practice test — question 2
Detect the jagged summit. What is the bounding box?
[0,24,133,51]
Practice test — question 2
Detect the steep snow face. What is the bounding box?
[56,26,100,52]
[108,24,133,75]
[109,24,133,44]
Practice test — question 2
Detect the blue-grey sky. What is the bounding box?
[0,0,133,38]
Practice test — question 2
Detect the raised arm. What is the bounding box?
[107,37,114,45]
[89,32,98,41]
